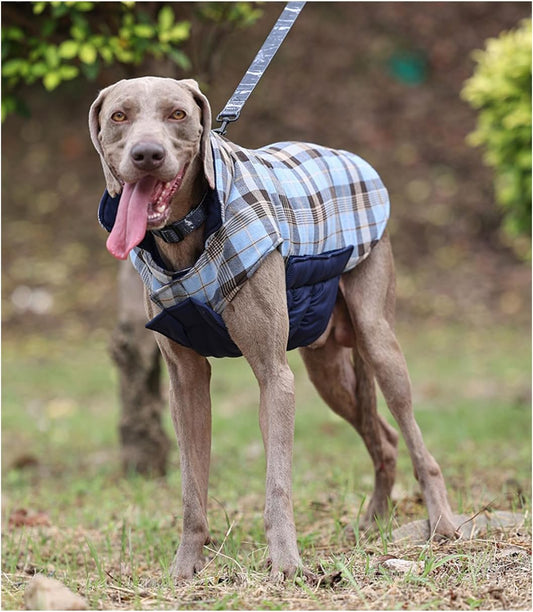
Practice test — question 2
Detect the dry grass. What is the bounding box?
[2,322,531,609]
[3,509,531,610]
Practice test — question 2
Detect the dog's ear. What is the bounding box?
[180,79,215,190]
[88,84,123,197]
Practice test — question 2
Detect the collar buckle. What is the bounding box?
[150,192,208,244]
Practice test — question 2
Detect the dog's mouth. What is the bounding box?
[146,174,184,228]
[106,167,186,260]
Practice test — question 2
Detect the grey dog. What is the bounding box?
[89,76,457,580]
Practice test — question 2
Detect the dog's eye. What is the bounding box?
[169,109,186,121]
[111,111,127,123]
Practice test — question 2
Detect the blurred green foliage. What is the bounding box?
[462,19,532,245]
[2,2,190,119]
[1,1,263,121]
[197,1,263,28]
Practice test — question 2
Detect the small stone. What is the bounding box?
[390,511,526,544]
[24,575,87,610]
[377,556,424,575]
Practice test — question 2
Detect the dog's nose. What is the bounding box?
[130,142,166,170]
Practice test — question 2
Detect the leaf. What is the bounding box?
[58,40,79,60]
[167,21,191,43]
[30,61,48,78]
[115,47,135,63]
[133,23,155,39]
[79,42,97,64]
[33,2,47,14]
[50,3,69,19]
[59,64,79,81]
[2,58,27,78]
[8,508,51,528]
[2,97,17,122]
[70,15,90,41]
[99,45,114,64]
[158,5,175,31]
[75,2,94,11]
[43,71,61,91]
[118,25,132,41]
[1,96,29,122]
[3,26,25,42]
[167,48,191,70]
[44,45,60,69]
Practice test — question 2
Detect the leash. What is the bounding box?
[214,1,306,135]
[150,2,305,244]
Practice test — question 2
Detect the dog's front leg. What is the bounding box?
[223,252,301,579]
[256,358,299,578]
[155,336,212,580]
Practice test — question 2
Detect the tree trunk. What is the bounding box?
[110,261,170,476]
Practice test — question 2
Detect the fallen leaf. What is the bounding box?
[10,454,39,470]
[316,570,343,588]
[9,508,51,528]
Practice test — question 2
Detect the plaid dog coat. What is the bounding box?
[99,132,390,357]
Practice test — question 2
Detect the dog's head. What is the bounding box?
[89,77,215,259]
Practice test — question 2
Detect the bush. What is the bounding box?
[1,1,263,121]
[461,18,531,247]
[1,2,194,120]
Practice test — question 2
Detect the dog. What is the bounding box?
[89,76,457,580]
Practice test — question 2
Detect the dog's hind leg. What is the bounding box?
[341,234,457,540]
[300,331,398,529]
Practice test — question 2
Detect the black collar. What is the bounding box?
[150,192,208,243]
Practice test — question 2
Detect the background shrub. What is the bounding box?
[462,18,531,249]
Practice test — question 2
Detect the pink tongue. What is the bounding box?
[106,176,159,260]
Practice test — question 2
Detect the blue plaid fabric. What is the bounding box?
[130,132,390,314]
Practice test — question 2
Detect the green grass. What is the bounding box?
[2,321,531,609]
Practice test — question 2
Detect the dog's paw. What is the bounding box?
[266,556,298,583]
[169,550,206,582]
[267,559,319,585]
[431,518,461,542]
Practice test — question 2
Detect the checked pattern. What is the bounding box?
[131,132,390,314]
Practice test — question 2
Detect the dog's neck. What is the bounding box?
[153,155,209,271]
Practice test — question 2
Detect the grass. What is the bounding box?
[2,320,531,609]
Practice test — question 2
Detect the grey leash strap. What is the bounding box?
[214,1,306,135]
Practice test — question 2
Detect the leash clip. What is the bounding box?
[213,112,239,136]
